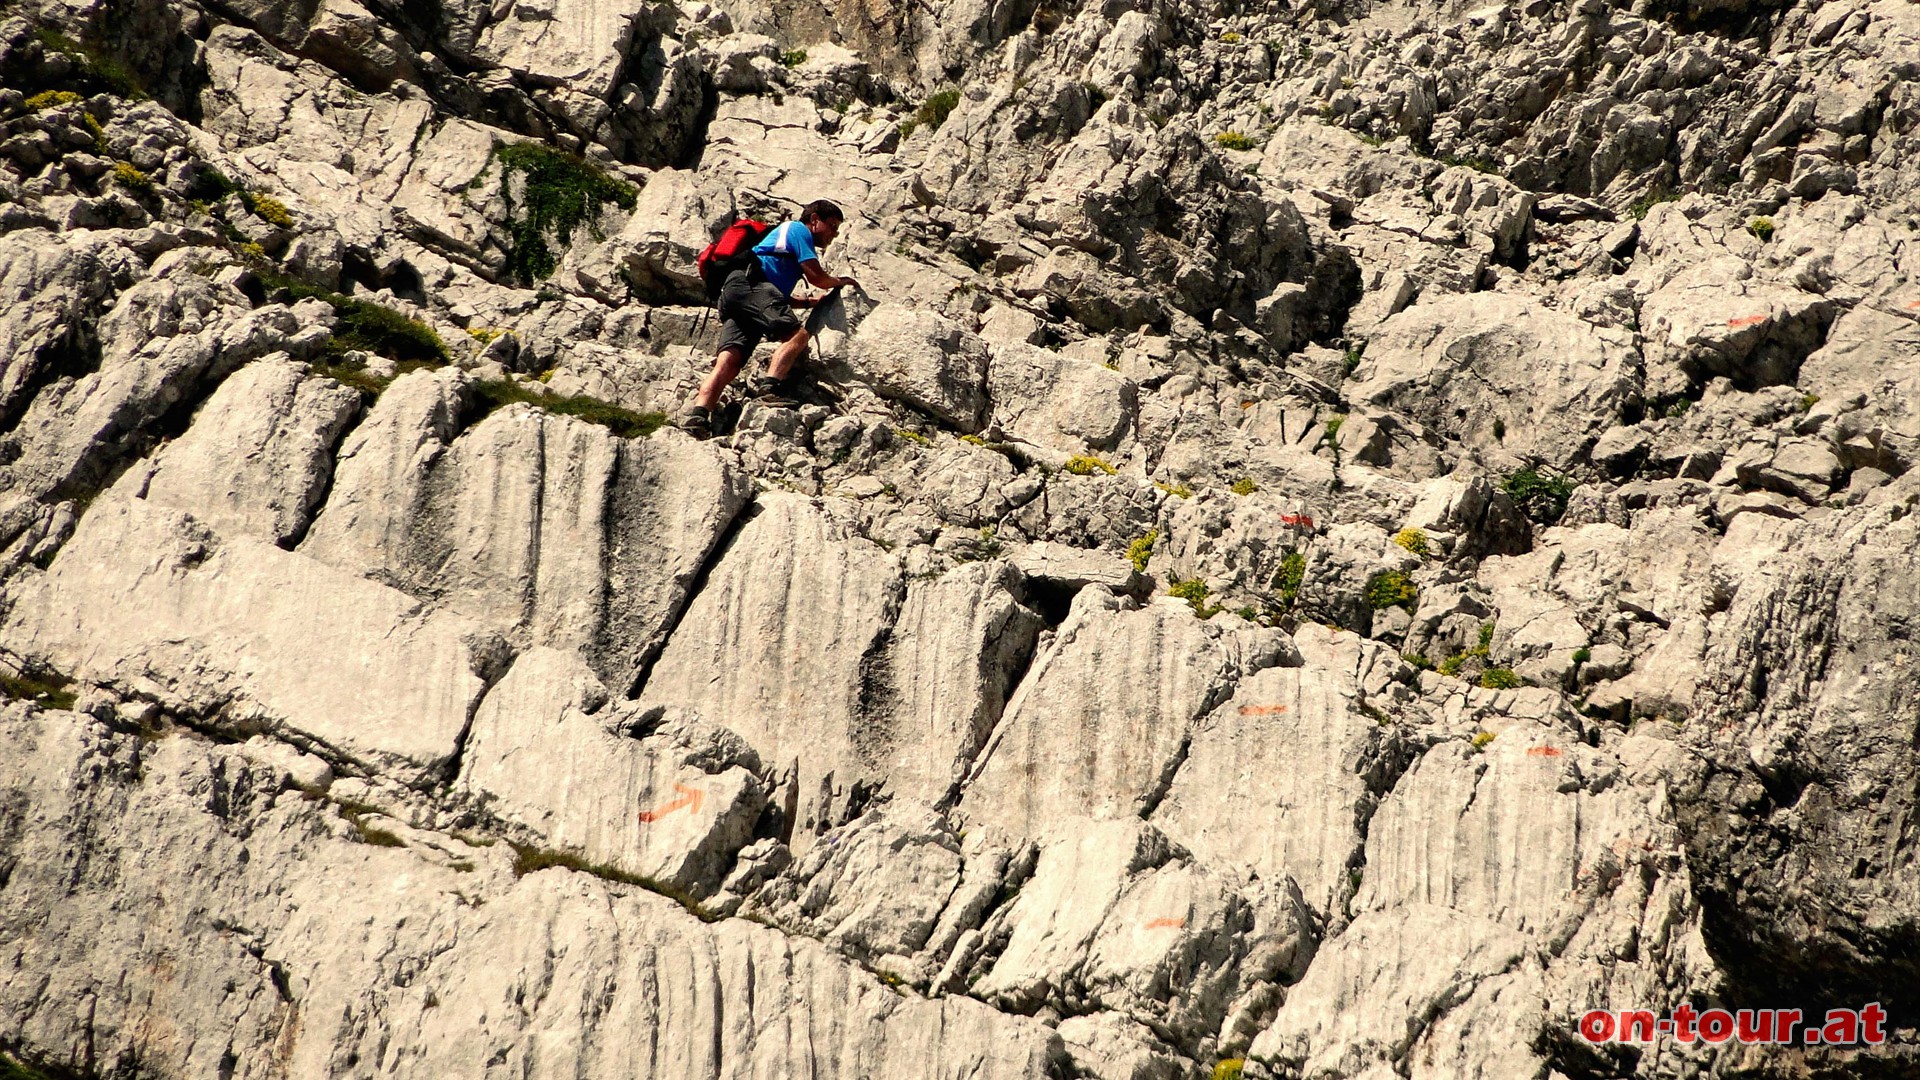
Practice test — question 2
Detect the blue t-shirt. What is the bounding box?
[752,220,819,297]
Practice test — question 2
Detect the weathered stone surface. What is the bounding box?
[460,647,767,896]
[0,708,1065,1079]
[637,494,902,835]
[304,372,749,689]
[133,355,362,546]
[847,304,992,432]
[1249,905,1530,1077]
[1351,293,1638,466]
[0,497,497,780]
[1151,664,1401,918]
[961,587,1293,840]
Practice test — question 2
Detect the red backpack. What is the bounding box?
[696,219,772,301]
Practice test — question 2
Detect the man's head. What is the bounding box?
[800,199,845,247]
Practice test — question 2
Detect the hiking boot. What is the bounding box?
[680,406,714,440]
[748,374,802,408]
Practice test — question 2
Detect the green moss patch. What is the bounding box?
[491,143,637,285]
[473,379,667,439]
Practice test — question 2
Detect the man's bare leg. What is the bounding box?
[766,328,811,381]
[695,346,748,411]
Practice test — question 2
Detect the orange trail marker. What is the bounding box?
[638,783,705,823]
[1727,314,1768,328]
[1526,746,1564,758]
[1238,704,1291,716]
[1146,917,1186,930]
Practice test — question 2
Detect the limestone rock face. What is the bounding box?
[1351,293,1638,466]
[5,0,1920,1072]
[133,354,362,546]
[961,587,1294,841]
[637,493,904,833]
[1,497,498,781]
[304,370,751,690]
[0,707,1065,1079]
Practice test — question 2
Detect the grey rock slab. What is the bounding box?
[460,648,766,897]
[972,818,1312,1050]
[0,496,497,781]
[304,375,749,689]
[1249,905,1530,1078]
[637,493,903,836]
[1350,293,1638,467]
[744,802,966,969]
[960,587,1293,840]
[134,355,362,547]
[0,707,1066,1079]
[846,304,992,432]
[988,340,1137,453]
[1150,664,1402,919]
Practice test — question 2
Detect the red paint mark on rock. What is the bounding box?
[1146,917,1186,930]
[1527,746,1564,758]
[1727,314,1768,329]
[638,783,705,823]
[1280,514,1316,528]
[1238,704,1291,716]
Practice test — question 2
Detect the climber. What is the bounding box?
[681,199,860,439]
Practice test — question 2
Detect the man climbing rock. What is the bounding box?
[681,200,859,439]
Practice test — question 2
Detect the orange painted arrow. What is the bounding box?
[637,783,705,823]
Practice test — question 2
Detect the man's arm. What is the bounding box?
[798,258,858,292]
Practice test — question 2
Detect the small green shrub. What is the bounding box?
[1501,467,1577,525]
[241,190,294,228]
[1323,414,1346,442]
[1,1050,70,1080]
[1169,578,1223,618]
[491,142,638,285]
[1127,529,1158,573]
[1628,190,1677,221]
[1469,730,1497,752]
[1276,550,1305,606]
[23,89,83,111]
[1403,653,1432,671]
[780,48,808,67]
[1572,646,1592,665]
[0,669,76,711]
[1477,622,1495,652]
[1212,1060,1246,1080]
[913,89,962,134]
[1219,30,1243,43]
[1393,527,1429,556]
[475,379,668,439]
[467,326,512,344]
[356,822,407,847]
[1746,216,1775,243]
[1437,652,1466,677]
[897,119,919,140]
[1155,479,1193,499]
[1492,417,1506,442]
[332,297,449,365]
[1479,668,1522,690]
[1214,131,1257,151]
[110,160,152,192]
[1065,454,1115,476]
[1365,569,1417,612]
[33,27,145,98]
[1343,345,1363,375]
[1800,393,1820,412]
[1231,477,1258,495]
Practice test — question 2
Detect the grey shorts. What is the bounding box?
[717,273,801,358]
